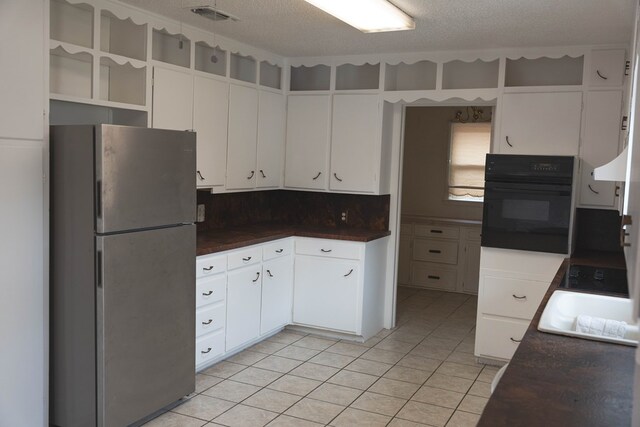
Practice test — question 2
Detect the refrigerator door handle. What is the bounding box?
[96,179,102,219]
[97,249,103,288]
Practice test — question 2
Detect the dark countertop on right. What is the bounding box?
[478,251,636,427]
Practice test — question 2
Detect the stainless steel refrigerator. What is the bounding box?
[50,125,196,427]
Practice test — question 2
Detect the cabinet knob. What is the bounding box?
[202,319,213,325]
[621,215,633,247]
[596,69,608,80]
[320,249,332,253]
[197,170,205,180]
[247,171,255,180]
[201,347,212,354]
[275,249,284,253]
[344,269,353,277]
[510,337,522,343]
[588,184,600,195]
[202,290,213,296]
[243,256,252,262]
[260,170,266,178]
[312,172,321,180]
[428,275,440,280]
[333,173,343,182]
[253,272,261,282]
[203,266,214,271]
[512,294,527,300]
[266,269,274,278]
[505,136,513,147]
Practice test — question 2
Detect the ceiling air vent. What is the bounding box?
[190,6,239,22]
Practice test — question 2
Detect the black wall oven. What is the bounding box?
[481,154,575,254]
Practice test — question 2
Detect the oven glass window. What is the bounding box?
[502,199,550,222]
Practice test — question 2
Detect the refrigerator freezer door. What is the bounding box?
[96,125,196,234]
[96,225,195,427]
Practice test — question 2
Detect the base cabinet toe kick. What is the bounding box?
[195,236,389,371]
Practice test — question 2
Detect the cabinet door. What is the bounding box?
[261,256,293,334]
[330,95,380,193]
[579,90,623,207]
[498,92,582,155]
[257,91,285,188]
[193,76,229,188]
[293,256,359,333]
[398,234,412,285]
[152,67,193,131]
[284,95,331,190]
[226,84,258,190]
[463,240,481,294]
[226,266,262,351]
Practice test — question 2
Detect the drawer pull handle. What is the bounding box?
[510,337,522,343]
[275,249,284,253]
[243,256,252,262]
[506,136,513,147]
[321,249,332,253]
[596,69,608,80]
[512,294,527,300]
[202,319,213,325]
[312,172,321,180]
[428,250,441,254]
[266,269,274,278]
[197,170,205,181]
[344,269,353,277]
[201,347,212,354]
[247,171,255,180]
[334,173,343,182]
[430,229,443,234]
[588,184,600,194]
[203,266,214,271]
[253,272,260,282]
[202,290,213,296]
[260,169,266,178]
[428,275,440,280]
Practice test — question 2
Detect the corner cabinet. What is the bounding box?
[498,92,583,155]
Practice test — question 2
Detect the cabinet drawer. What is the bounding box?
[414,224,459,240]
[480,275,549,320]
[413,238,458,264]
[263,239,293,261]
[196,254,227,278]
[196,274,226,308]
[228,246,262,270]
[196,330,225,366]
[475,316,528,361]
[196,303,226,337]
[463,227,482,242]
[589,49,626,87]
[295,237,363,260]
[411,262,457,291]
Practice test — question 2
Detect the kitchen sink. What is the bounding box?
[538,290,639,346]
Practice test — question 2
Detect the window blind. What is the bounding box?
[449,122,492,198]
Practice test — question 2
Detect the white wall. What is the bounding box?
[0,1,48,426]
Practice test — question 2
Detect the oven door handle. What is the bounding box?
[487,186,571,196]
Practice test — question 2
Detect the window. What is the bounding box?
[448,122,491,202]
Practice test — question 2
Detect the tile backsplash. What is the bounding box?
[197,190,390,232]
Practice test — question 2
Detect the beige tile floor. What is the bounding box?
[144,287,497,427]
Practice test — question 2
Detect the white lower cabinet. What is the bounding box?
[293,256,360,333]
[261,256,294,334]
[226,265,263,351]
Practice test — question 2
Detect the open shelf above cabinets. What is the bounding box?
[50,46,93,100]
[100,11,147,61]
[384,61,437,91]
[505,56,584,87]
[50,0,94,48]
[260,62,282,90]
[195,43,227,76]
[442,59,499,89]
[152,29,191,68]
[99,57,146,106]
[290,65,331,91]
[336,63,380,90]
[230,53,257,83]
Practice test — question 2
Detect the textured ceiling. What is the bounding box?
[120,0,636,57]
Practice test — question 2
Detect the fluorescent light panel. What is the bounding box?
[305,0,415,33]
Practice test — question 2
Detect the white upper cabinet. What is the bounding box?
[284,95,331,190]
[498,92,583,155]
[226,84,258,190]
[330,94,381,193]
[193,76,229,188]
[589,49,626,87]
[257,91,285,188]
[152,66,193,131]
[579,90,623,207]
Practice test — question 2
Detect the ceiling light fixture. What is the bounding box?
[304,0,415,33]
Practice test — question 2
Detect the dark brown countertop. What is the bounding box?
[197,224,391,256]
[479,252,635,427]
